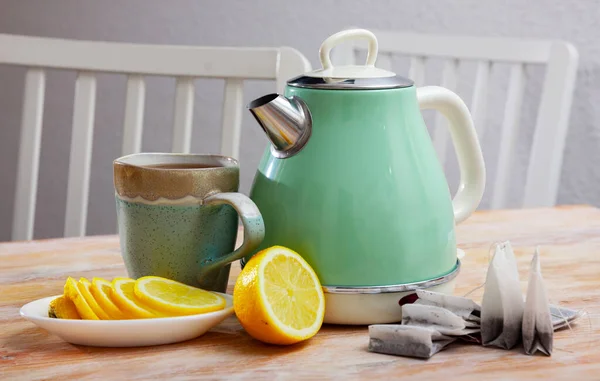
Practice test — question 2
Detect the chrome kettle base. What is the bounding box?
[322,258,461,325]
[322,259,460,295]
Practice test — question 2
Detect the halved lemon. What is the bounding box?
[78,277,111,320]
[233,245,325,345]
[90,277,126,319]
[134,276,226,316]
[64,277,99,320]
[111,277,162,319]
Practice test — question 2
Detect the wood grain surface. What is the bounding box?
[1,205,599,380]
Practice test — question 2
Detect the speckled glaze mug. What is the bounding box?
[113,153,265,292]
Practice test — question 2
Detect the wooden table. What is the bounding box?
[1,206,599,380]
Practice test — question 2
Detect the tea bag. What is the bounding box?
[368,290,481,358]
[414,289,481,325]
[522,249,553,356]
[481,241,525,349]
[402,304,480,336]
[402,290,481,335]
[368,325,456,359]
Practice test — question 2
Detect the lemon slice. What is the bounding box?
[90,277,126,319]
[111,277,162,319]
[64,277,99,320]
[49,295,81,319]
[78,277,111,320]
[134,276,226,316]
[233,245,325,345]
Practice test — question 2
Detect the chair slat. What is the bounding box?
[491,64,526,209]
[432,59,459,165]
[0,34,281,78]
[121,75,146,155]
[408,56,426,86]
[171,77,195,153]
[64,72,97,237]
[523,42,579,207]
[374,31,553,64]
[470,61,491,138]
[220,79,244,159]
[12,69,46,241]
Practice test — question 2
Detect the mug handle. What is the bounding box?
[417,86,486,224]
[196,192,265,280]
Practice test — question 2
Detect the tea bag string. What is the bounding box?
[548,299,594,353]
[462,240,502,298]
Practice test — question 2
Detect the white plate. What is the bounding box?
[20,293,234,347]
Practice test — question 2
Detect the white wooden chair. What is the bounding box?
[332,28,579,209]
[1,33,311,241]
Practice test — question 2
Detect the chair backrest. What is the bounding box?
[332,28,578,210]
[0,33,311,241]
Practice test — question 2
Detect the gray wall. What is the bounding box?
[0,0,597,240]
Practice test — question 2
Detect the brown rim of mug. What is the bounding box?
[113,153,240,201]
[113,152,239,171]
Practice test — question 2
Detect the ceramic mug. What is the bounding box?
[113,153,265,292]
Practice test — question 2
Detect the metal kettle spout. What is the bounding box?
[247,94,312,159]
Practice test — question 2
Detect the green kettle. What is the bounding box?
[245,29,486,325]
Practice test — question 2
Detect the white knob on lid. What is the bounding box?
[319,29,379,70]
[304,28,396,79]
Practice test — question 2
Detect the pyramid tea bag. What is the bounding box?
[522,249,553,356]
[481,241,525,349]
[368,325,456,359]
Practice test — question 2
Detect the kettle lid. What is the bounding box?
[287,29,414,90]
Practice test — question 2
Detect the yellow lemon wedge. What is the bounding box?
[134,276,226,316]
[90,277,126,319]
[49,295,81,319]
[78,277,111,320]
[111,277,162,319]
[233,245,325,345]
[64,277,99,320]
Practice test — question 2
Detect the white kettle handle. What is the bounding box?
[417,86,486,224]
